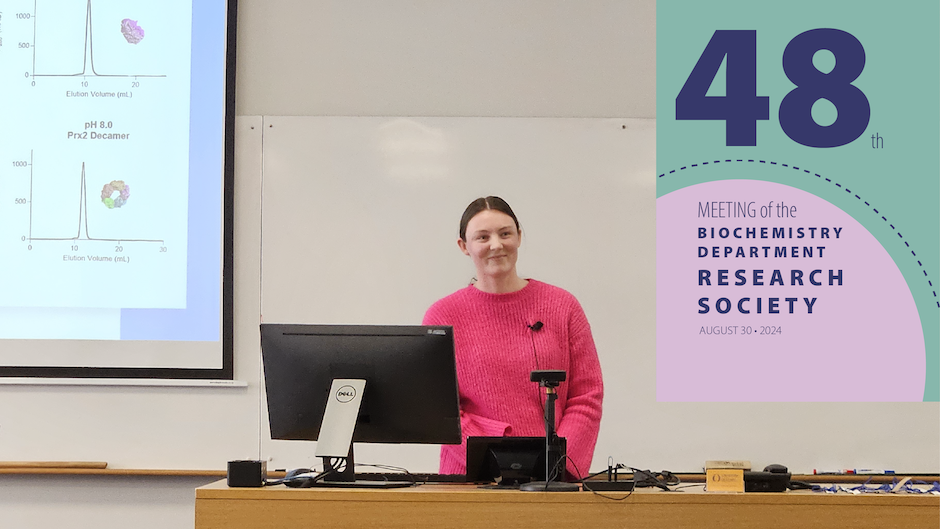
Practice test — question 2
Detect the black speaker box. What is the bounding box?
[744,470,790,492]
[227,460,267,487]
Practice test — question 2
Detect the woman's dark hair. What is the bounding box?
[459,196,520,241]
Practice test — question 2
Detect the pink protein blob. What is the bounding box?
[121,19,145,44]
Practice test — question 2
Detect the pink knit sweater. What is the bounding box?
[423,279,604,478]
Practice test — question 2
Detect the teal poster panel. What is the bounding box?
[656,0,939,401]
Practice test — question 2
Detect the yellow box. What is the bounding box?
[705,468,744,492]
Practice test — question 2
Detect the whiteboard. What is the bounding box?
[258,116,938,475]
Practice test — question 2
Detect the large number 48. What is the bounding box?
[675,29,870,148]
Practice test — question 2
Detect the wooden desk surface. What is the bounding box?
[195,480,939,529]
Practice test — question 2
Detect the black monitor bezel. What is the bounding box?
[260,323,461,446]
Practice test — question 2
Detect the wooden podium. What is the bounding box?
[195,479,939,529]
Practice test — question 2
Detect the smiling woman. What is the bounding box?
[457,197,527,293]
[423,196,604,480]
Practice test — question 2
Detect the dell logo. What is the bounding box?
[335,385,357,403]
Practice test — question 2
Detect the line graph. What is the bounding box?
[29,0,166,79]
[26,150,164,245]
[2,149,186,310]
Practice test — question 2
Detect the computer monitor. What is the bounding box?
[260,323,462,486]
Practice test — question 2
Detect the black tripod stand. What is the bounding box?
[520,370,579,492]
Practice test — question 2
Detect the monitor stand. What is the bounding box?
[313,378,412,489]
[317,446,412,489]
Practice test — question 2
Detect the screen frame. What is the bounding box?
[0,0,237,381]
[260,323,462,446]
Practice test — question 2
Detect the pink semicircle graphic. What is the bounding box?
[656,180,925,402]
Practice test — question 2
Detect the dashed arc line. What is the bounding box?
[657,159,938,308]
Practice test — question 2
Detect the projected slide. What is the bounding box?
[0,0,226,355]
[0,0,190,309]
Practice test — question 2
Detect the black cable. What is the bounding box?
[788,480,813,490]
[546,449,567,483]
[527,324,542,371]
[355,463,419,486]
[575,464,626,483]
[527,323,546,417]
[571,458,636,501]
[657,470,680,486]
[576,462,683,499]
[630,467,680,490]
[581,484,635,500]
[273,461,423,488]
[268,467,337,487]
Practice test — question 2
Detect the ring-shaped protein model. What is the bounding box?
[101,180,130,209]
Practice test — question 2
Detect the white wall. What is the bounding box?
[4,2,658,528]
[235,0,656,118]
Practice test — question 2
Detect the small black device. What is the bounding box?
[529,369,566,385]
[583,463,636,492]
[466,436,566,486]
[744,463,792,492]
[227,460,266,488]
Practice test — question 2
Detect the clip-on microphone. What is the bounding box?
[520,370,579,492]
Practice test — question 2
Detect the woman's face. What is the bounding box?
[458,209,522,280]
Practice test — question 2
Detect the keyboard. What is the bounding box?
[354,472,465,483]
